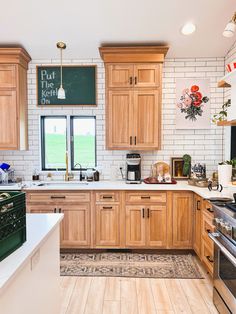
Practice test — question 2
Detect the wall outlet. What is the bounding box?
[31,249,40,271]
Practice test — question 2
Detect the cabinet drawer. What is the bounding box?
[203,200,214,217]
[27,192,90,204]
[126,192,166,203]
[95,192,120,203]
[202,212,215,246]
[27,205,57,213]
[202,241,214,275]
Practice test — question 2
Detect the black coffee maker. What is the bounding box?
[126,153,141,184]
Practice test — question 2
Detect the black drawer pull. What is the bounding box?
[129,77,132,85]
[142,208,145,218]
[102,196,113,199]
[130,136,132,145]
[103,206,112,209]
[141,196,151,199]
[206,255,214,263]
[207,207,214,213]
[197,200,201,210]
[54,208,57,213]
[206,228,211,233]
[134,76,137,84]
[51,196,66,199]
[147,208,150,218]
[58,208,62,213]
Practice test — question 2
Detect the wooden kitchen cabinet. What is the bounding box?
[201,200,215,275]
[107,89,160,149]
[60,205,90,248]
[193,194,202,258]
[125,192,167,248]
[0,48,31,150]
[172,192,193,248]
[125,205,146,247]
[27,191,91,248]
[107,64,160,88]
[94,191,122,247]
[100,46,168,151]
[95,204,120,247]
[107,90,133,148]
[133,89,160,149]
[146,205,167,247]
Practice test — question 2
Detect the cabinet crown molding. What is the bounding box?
[99,46,169,63]
[0,47,31,69]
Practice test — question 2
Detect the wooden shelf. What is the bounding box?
[218,80,231,88]
[217,120,236,126]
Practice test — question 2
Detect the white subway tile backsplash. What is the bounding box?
[0,54,228,180]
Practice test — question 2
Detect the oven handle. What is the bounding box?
[209,232,236,267]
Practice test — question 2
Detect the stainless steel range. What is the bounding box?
[209,195,236,313]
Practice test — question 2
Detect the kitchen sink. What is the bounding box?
[38,182,89,187]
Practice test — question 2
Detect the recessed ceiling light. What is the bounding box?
[181,23,196,35]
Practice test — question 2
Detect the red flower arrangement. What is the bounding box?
[177,85,209,121]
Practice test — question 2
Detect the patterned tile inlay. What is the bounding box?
[60,253,203,279]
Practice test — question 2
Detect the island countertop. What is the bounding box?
[0,213,63,293]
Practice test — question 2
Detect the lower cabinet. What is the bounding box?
[95,204,120,247]
[60,205,90,248]
[27,190,210,253]
[125,205,146,247]
[125,205,167,248]
[193,194,202,257]
[26,192,91,248]
[201,200,215,275]
[172,192,193,248]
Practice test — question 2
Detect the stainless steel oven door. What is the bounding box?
[209,232,236,313]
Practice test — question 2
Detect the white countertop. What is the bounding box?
[23,180,236,200]
[0,213,63,293]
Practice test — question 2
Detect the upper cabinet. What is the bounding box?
[99,46,168,150]
[0,48,31,150]
[107,64,160,88]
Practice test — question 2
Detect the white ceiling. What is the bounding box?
[0,0,236,59]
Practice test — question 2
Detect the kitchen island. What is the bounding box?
[0,213,63,314]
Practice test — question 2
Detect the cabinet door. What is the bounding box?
[125,205,146,247]
[60,205,90,248]
[0,90,18,149]
[107,90,133,149]
[133,64,160,88]
[95,205,120,247]
[0,65,16,88]
[146,205,167,247]
[133,90,160,149]
[172,192,193,248]
[107,64,133,88]
[193,195,202,258]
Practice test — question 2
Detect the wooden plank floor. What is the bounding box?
[60,259,218,314]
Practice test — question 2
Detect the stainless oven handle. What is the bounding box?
[209,232,236,267]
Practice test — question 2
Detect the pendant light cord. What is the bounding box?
[60,48,63,88]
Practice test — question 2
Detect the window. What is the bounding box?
[41,116,96,171]
[71,117,96,170]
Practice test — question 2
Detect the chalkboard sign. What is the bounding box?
[37,65,96,106]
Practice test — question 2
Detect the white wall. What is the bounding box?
[224,41,236,160]
[0,57,225,181]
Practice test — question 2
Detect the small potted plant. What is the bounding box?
[212,99,231,124]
